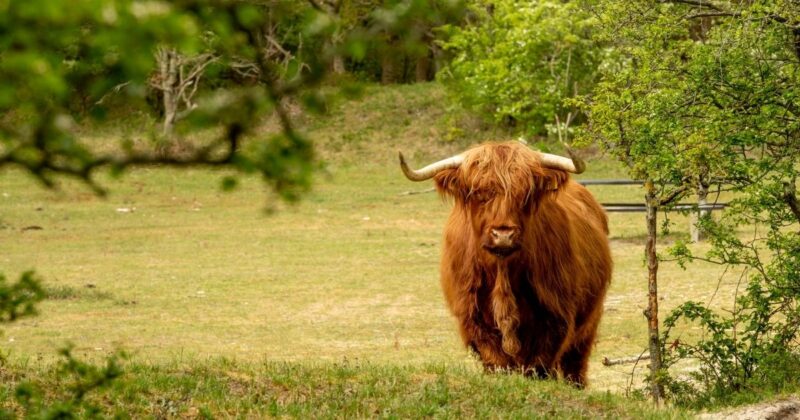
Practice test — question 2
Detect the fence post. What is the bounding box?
[690,179,709,243]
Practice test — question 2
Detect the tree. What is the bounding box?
[439,0,603,135]
[581,0,800,404]
[152,46,217,137]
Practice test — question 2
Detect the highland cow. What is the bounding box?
[399,141,612,387]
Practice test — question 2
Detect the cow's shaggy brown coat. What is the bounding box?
[432,142,612,387]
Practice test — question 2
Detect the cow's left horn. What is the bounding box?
[399,152,465,181]
[538,148,586,174]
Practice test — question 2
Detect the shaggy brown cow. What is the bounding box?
[399,141,612,387]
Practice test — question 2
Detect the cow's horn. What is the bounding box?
[538,149,586,174]
[398,152,465,181]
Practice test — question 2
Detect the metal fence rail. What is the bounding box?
[601,203,727,213]
[579,180,727,213]
[578,179,645,186]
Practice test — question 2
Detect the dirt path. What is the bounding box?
[699,398,800,420]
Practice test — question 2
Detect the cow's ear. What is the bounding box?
[433,168,462,198]
[534,168,570,192]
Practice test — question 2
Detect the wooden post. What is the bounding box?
[644,180,664,404]
[328,33,346,75]
[331,54,346,75]
[691,179,709,242]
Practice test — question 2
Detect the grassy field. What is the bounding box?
[0,83,743,416]
[1,359,690,418]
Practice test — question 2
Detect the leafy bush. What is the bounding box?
[438,0,602,135]
[583,0,800,406]
[661,208,800,406]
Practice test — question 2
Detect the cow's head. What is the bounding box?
[400,142,584,261]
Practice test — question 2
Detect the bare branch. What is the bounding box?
[657,0,724,12]
[398,187,436,196]
[264,33,291,58]
[659,185,690,206]
[230,59,260,79]
[175,54,217,111]
[603,353,651,366]
[686,12,740,19]
[95,81,131,105]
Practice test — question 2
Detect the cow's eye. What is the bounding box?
[472,192,491,203]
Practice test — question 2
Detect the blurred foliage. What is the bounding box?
[0,272,123,418]
[333,0,466,83]
[581,0,800,405]
[0,0,463,200]
[0,271,45,324]
[438,0,603,136]
[4,346,126,418]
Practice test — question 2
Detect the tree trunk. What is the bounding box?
[158,48,179,137]
[431,41,444,75]
[645,180,665,404]
[784,179,800,225]
[381,39,400,84]
[415,49,432,82]
[332,54,346,75]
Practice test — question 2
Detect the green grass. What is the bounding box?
[1,359,687,418]
[0,82,747,416]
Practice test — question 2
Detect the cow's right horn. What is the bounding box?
[538,149,586,174]
[398,152,464,181]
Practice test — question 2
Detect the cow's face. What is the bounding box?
[464,184,529,259]
[401,142,576,262]
[433,144,568,261]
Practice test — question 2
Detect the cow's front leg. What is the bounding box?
[471,340,516,371]
[460,320,515,370]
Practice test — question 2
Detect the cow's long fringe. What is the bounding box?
[492,264,521,356]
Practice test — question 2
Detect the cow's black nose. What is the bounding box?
[490,227,517,248]
[487,227,520,257]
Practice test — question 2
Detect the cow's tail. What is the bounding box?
[492,265,521,355]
